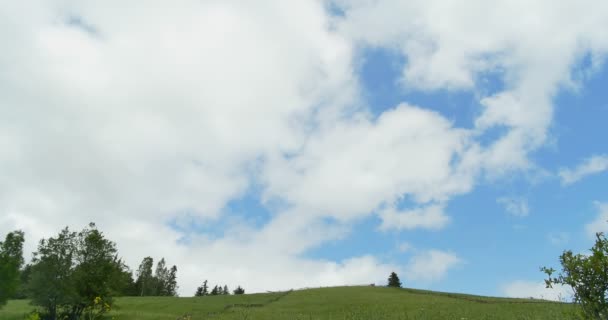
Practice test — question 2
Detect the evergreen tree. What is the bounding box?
[223,285,229,295]
[387,271,402,288]
[233,286,245,295]
[210,285,219,295]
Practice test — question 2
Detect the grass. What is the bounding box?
[0,286,577,319]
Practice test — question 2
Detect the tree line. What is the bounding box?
[0,223,180,320]
[194,280,245,296]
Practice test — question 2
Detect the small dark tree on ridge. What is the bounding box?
[388,272,402,288]
[233,286,245,295]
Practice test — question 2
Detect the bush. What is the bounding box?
[542,232,608,319]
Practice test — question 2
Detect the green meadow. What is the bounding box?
[0,286,576,320]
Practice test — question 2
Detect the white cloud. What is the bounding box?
[559,155,608,185]
[501,280,572,302]
[404,250,462,282]
[334,0,608,175]
[497,197,530,217]
[378,203,450,231]
[585,202,608,238]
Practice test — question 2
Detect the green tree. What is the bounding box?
[135,257,154,296]
[166,265,178,296]
[153,258,169,296]
[195,280,208,297]
[210,285,219,296]
[13,263,33,299]
[28,223,126,319]
[233,286,245,295]
[223,285,229,295]
[0,230,25,307]
[542,232,608,319]
[387,272,402,288]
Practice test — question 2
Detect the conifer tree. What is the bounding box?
[223,285,229,295]
[387,271,402,288]
[233,286,245,295]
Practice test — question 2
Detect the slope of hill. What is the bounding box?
[0,286,575,319]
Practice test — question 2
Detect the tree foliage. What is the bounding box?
[195,280,209,297]
[233,286,245,295]
[135,256,178,296]
[0,230,25,307]
[387,272,402,288]
[542,232,608,319]
[27,223,130,319]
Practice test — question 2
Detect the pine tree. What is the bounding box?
[195,280,208,296]
[233,286,245,295]
[195,286,203,297]
[387,271,402,288]
[223,285,229,295]
[210,285,219,295]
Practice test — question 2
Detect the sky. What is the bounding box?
[1,0,607,301]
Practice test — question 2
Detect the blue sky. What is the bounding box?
[1,1,608,299]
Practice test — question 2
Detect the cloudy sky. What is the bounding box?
[1,0,607,300]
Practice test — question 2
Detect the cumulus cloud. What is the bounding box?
[404,250,462,282]
[1,0,608,296]
[334,0,608,174]
[501,281,572,302]
[378,203,449,231]
[497,197,530,217]
[585,202,608,238]
[559,155,608,185]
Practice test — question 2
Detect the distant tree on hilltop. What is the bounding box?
[233,286,245,295]
[387,272,402,288]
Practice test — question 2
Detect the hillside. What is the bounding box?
[0,286,575,319]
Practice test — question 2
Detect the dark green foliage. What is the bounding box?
[0,230,25,307]
[387,272,401,288]
[195,280,209,297]
[27,223,128,319]
[223,285,229,295]
[543,232,608,319]
[136,257,154,296]
[166,265,178,296]
[211,285,219,296]
[233,286,245,295]
[136,257,178,297]
[12,264,32,299]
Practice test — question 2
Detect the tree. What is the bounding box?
[210,285,219,295]
[223,285,229,295]
[166,265,178,296]
[0,230,25,307]
[135,257,154,296]
[195,280,209,297]
[233,286,245,295]
[154,258,169,296]
[28,223,124,319]
[542,232,608,319]
[387,272,402,288]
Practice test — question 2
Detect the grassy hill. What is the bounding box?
[0,286,576,319]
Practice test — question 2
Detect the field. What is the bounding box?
[0,286,576,319]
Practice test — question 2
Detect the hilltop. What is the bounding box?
[0,286,575,319]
